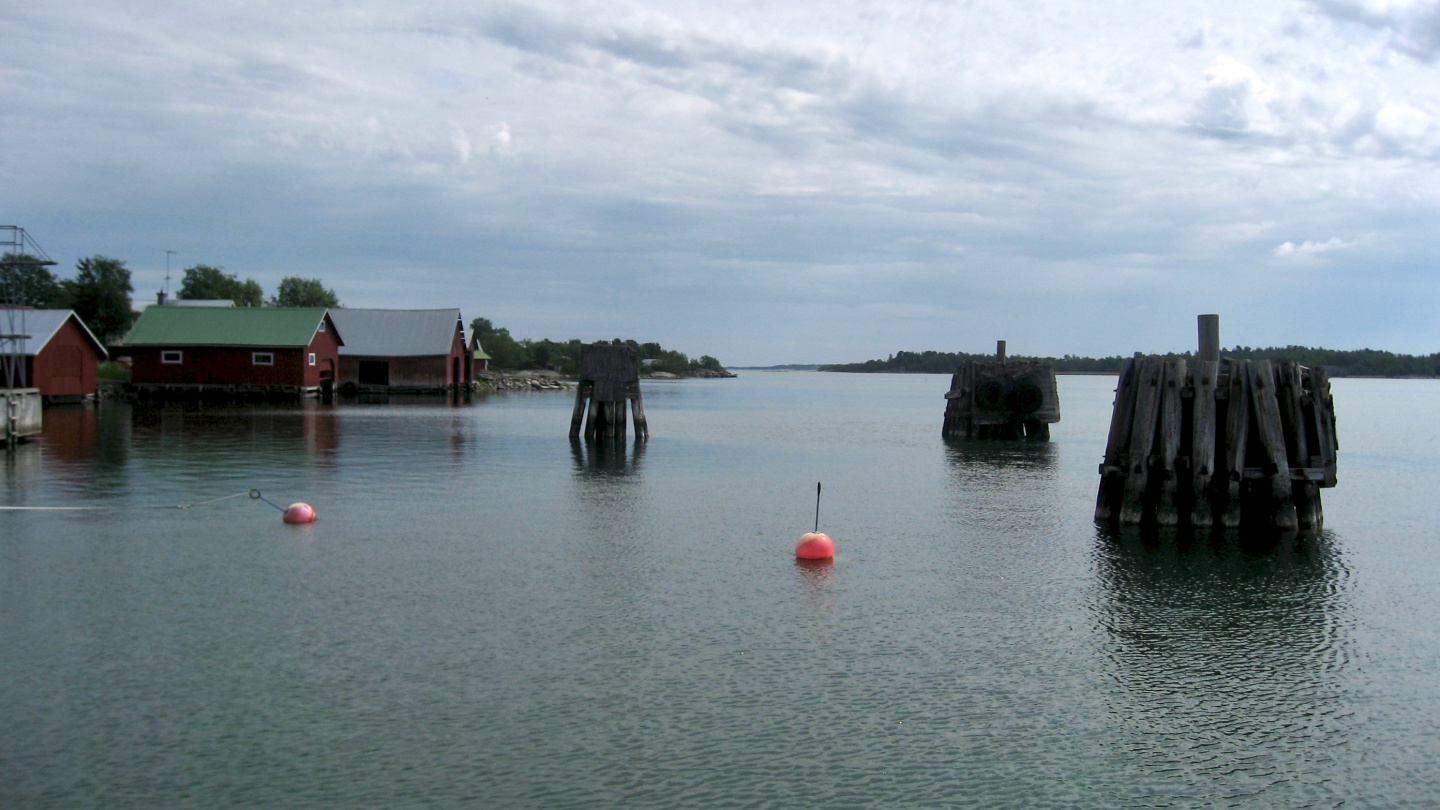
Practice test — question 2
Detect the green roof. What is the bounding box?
[123,306,338,348]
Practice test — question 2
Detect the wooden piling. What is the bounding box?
[570,342,647,443]
[1095,358,1138,522]
[1188,360,1219,527]
[1095,316,1337,531]
[942,342,1059,442]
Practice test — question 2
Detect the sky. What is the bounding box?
[3,0,1438,365]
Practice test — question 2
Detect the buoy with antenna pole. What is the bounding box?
[251,490,317,524]
[795,481,835,560]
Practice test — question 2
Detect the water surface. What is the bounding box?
[3,373,1438,807]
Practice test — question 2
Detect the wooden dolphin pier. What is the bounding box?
[1094,315,1337,530]
[569,342,648,442]
[942,341,1060,440]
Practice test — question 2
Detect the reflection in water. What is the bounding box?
[569,437,646,476]
[791,557,835,610]
[567,437,655,702]
[1091,526,1354,805]
[943,437,1059,473]
[942,438,1061,537]
[36,405,99,463]
[3,404,131,496]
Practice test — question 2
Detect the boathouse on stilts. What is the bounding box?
[1094,315,1338,531]
[569,342,648,442]
[942,340,1060,440]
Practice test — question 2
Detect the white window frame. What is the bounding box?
[161,350,183,364]
[308,353,317,366]
[252,352,274,366]
[317,320,325,332]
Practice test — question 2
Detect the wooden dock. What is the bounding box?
[1094,315,1337,530]
[569,342,648,442]
[942,341,1060,440]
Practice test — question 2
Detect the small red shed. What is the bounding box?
[3,308,108,401]
[121,307,342,396]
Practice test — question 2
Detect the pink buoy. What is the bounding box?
[795,531,834,560]
[282,503,317,524]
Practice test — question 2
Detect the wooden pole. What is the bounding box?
[1198,314,1220,362]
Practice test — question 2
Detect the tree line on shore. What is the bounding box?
[820,347,1440,377]
[2,253,340,343]
[470,318,728,377]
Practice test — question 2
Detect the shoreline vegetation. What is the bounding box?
[816,347,1440,378]
[471,318,735,379]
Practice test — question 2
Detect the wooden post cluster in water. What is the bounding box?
[1095,315,1338,530]
[569,342,648,442]
[942,340,1060,440]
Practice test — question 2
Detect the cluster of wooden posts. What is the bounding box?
[1093,316,1337,530]
[943,318,1338,531]
[942,340,1060,440]
[569,342,649,442]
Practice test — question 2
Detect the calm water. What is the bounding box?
[3,373,1439,808]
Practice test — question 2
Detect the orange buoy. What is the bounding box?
[283,503,317,524]
[795,531,834,560]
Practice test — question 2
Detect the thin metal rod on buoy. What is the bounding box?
[815,482,822,532]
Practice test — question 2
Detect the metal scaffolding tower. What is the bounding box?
[1,226,58,389]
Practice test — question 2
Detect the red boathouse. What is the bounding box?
[122,307,342,398]
[3,308,108,401]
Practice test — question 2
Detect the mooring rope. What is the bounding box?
[1,489,282,512]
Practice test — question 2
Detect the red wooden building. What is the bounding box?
[5,308,108,401]
[122,307,342,397]
[327,308,470,393]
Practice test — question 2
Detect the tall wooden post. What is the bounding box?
[1198,314,1220,362]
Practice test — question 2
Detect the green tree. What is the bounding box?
[62,256,134,344]
[0,253,63,308]
[271,276,339,307]
[482,327,529,370]
[178,264,263,306]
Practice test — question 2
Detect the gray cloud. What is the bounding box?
[2,0,1439,363]
[1308,0,1440,61]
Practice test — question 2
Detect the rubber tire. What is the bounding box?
[1007,380,1044,415]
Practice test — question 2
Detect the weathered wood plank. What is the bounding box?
[584,392,601,440]
[569,383,589,439]
[1221,357,1250,528]
[1154,357,1186,526]
[1249,360,1298,530]
[1189,359,1219,527]
[1119,357,1164,525]
[1276,360,1309,468]
[1094,357,1137,522]
[1309,365,1337,487]
[630,387,649,441]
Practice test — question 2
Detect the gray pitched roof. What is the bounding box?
[328,308,462,357]
[1,309,108,358]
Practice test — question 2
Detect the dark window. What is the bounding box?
[358,360,390,386]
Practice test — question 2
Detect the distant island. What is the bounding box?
[472,318,734,378]
[819,347,1440,378]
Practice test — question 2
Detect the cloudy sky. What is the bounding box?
[3,0,1438,364]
